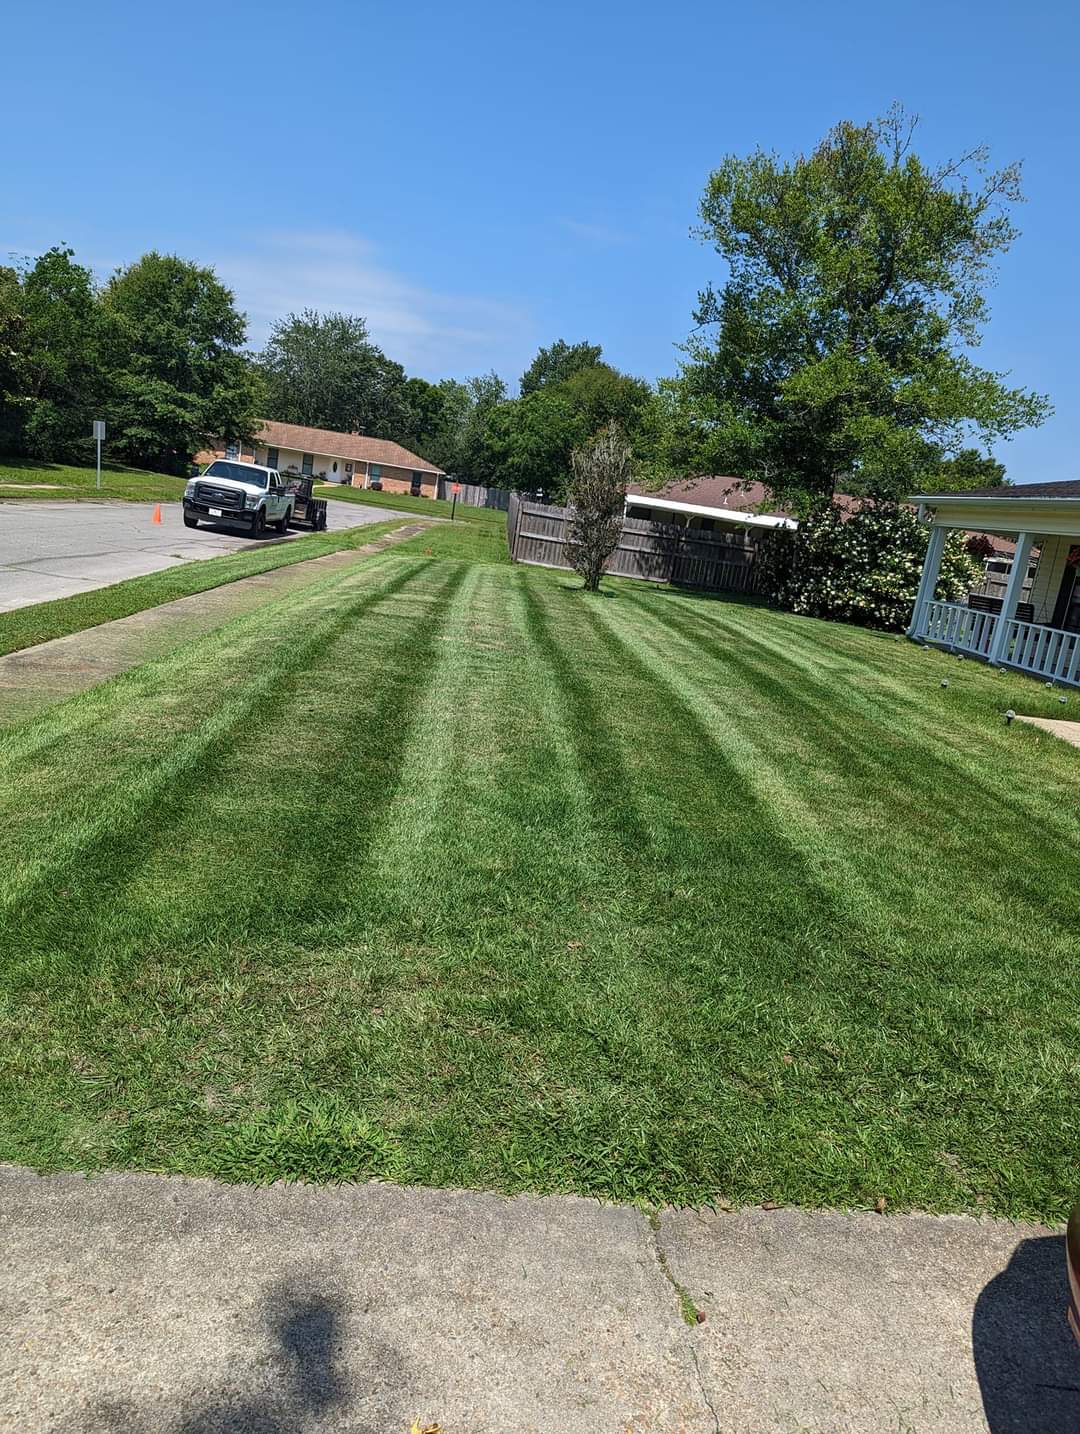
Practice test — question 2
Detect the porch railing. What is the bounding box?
[921,600,998,657]
[1000,618,1080,685]
[918,600,1080,687]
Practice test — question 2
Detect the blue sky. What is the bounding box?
[4,0,1077,482]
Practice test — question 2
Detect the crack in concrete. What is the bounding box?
[691,1345,722,1434]
[644,1208,702,1327]
[641,1210,721,1433]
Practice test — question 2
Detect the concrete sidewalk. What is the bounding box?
[0,499,413,611]
[0,1166,1074,1434]
[0,523,430,726]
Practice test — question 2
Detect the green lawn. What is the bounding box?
[1,551,1077,1219]
[314,482,509,527]
[0,456,187,502]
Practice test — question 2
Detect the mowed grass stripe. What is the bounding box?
[0,552,435,929]
[0,562,1076,1217]
[587,586,1078,1214]
[619,586,1080,940]
[1,557,472,1169]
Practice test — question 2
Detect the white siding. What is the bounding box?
[1030,535,1073,623]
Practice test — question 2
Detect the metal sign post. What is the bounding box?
[92,420,105,490]
[451,480,461,520]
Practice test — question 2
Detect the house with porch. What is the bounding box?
[908,480,1080,686]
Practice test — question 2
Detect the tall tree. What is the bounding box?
[0,266,27,454]
[929,447,1008,491]
[100,252,258,473]
[519,339,602,395]
[258,310,407,437]
[669,107,1049,504]
[553,362,652,436]
[452,371,509,483]
[1,248,102,461]
[485,389,588,494]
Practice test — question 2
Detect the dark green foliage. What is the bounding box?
[481,345,654,497]
[758,502,980,629]
[667,107,1049,503]
[519,338,602,394]
[0,246,258,473]
[485,389,589,494]
[258,309,409,438]
[100,252,259,473]
[928,447,1008,491]
[0,249,103,462]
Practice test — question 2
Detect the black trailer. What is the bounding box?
[285,476,329,531]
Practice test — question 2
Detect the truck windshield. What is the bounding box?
[203,460,267,488]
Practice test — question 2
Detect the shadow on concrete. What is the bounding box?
[86,1278,402,1434]
[973,1234,1080,1433]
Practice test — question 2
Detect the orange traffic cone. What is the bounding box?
[152,504,162,525]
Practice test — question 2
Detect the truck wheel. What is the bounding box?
[276,507,291,535]
[183,513,199,530]
[250,508,265,539]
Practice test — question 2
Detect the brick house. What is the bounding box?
[199,421,445,496]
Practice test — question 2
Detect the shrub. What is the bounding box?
[757,501,980,632]
[564,422,631,592]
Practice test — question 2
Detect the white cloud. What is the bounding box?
[212,229,529,378]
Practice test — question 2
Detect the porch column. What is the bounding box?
[907,524,948,637]
[986,532,1037,667]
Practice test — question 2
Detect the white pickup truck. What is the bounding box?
[183,459,294,538]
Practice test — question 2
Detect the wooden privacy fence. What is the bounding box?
[506,495,761,594]
[434,476,511,510]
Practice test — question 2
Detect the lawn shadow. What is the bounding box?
[973,1234,1080,1433]
[84,1277,405,1434]
[557,581,618,597]
[0,456,62,473]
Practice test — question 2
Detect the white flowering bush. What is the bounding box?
[757,502,980,632]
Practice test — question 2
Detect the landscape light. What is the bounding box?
[1005,710,1016,725]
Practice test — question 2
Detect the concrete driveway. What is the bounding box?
[1,1167,1075,1434]
[0,499,412,611]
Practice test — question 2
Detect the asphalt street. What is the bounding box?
[0,500,412,611]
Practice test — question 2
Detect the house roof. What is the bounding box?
[914,480,1080,501]
[257,421,445,475]
[627,476,791,519]
[625,493,796,531]
[627,475,868,524]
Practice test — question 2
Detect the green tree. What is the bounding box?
[519,338,602,395]
[451,371,509,484]
[0,266,26,454]
[552,363,652,437]
[928,447,1008,491]
[485,389,588,494]
[0,248,103,461]
[670,107,1049,505]
[100,252,258,473]
[258,309,408,438]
